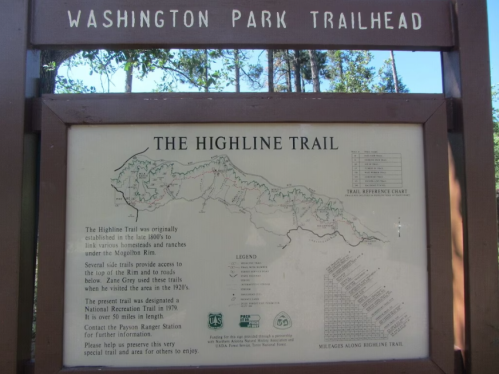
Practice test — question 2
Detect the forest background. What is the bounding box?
[47,2,499,167]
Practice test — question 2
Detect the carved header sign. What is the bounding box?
[31,0,453,49]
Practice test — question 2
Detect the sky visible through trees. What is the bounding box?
[54,0,498,95]
[55,49,430,94]
[52,0,499,180]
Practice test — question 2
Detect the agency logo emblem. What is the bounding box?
[273,311,292,329]
[208,313,223,330]
[239,314,260,328]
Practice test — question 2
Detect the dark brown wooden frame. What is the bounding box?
[2,1,498,374]
[36,93,453,374]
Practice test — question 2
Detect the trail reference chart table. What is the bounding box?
[352,152,403,188]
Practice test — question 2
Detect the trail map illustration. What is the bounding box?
[111,152,385,248]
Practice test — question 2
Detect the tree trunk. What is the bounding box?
[234,49,240,93]
[267,50,274,92]
[338,52,344,87]
[390,50,400,93]
[204,49,209,92]
[293,49,301,93]
[40,50,78,94]
[285,50,292,92]
[125,53,133,93]
[332,51,344,81]
[309,50,321,92]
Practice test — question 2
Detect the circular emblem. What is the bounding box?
[273,311,292,329]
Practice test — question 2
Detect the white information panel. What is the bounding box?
[64,123,428,366]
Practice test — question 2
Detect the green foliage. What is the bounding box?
[374,59,409,93]
[154,49,240,92]
[53,49,412,95]
[161,49,223,91]
[55,49,238,93]
[56,77,96,93]
[272,50,294,92]
[300,50,329,82]
[269,49,322,92]
[42,60,57,72]
[240,62,264,90]
[56,49,175,93]
[56,51,116,93]
[493,84,498,124]
[326,51,375,92]
[216,49,265,91]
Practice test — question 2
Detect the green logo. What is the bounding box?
[208,313,223,329]
[239,314,260,328]
[273,311,292,329]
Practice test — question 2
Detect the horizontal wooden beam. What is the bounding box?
[31,0,454,50]
[40,93,445,126]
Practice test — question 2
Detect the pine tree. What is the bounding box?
[374,58,409,93]
[326,51,375,93]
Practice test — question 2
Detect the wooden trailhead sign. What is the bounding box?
[31,0,453,49]
[0,1,498,374]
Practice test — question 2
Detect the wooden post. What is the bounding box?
[0,1,31,374]
[442,0,499,373]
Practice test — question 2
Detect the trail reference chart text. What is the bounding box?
[352,151,403,188]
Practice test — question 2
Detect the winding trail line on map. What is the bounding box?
[114,148,149,172]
